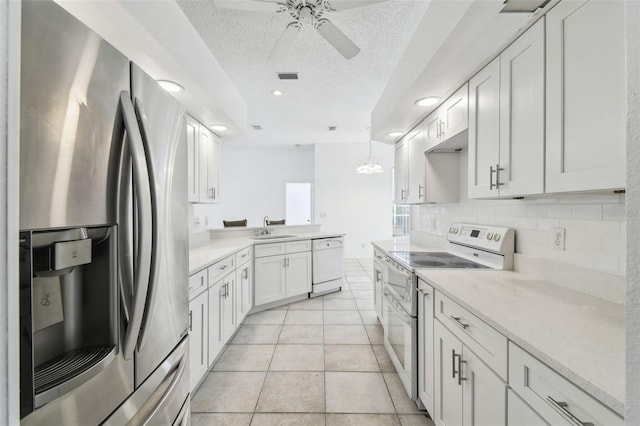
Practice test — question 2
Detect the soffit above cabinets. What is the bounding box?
[372,0,559,144]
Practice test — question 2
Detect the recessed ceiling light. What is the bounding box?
[272,90,283,96]
[388,131,404,138]
[157,80,184,93]
[415,96,439,107]
[210,124,227,133]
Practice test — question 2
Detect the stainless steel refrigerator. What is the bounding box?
[19,1,190,424]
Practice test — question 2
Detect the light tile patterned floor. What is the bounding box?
[191,258,434,426]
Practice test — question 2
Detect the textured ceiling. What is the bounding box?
[177,0,429,146]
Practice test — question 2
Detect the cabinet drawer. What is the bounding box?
[286,239,311,254]
[254,242,286,258]
[235,246,252,266]
[374,248,386,262]
[188,269,207,300]
[207,255,235,284]
[509,343,623,426]
[435,290,507,379]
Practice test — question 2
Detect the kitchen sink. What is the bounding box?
[251,234,297,240]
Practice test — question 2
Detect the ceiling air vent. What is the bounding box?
[328,126,337,131]
[252,125,263,130]
[277,72,299,80]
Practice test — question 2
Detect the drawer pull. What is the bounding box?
[450,315,469,330]
[220,265,227,270]
[547,396,594,426]
[417,288,429,296]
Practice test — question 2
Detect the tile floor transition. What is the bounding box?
[191,258,434,426]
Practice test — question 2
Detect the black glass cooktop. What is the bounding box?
[388,251,489,269]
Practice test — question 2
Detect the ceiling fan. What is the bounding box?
[212,0,389,60]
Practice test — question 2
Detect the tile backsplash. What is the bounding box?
[412,193,626,276]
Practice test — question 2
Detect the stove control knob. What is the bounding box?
[486,233,493,240]
[494,233,501,242]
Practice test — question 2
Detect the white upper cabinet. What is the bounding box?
[187,115,221,204]
[198,126,220,203]
[186,116,199,203]
[469,18,544,199]
[468,57,501,199]
[407,130,426,204]
[394,138,408,204]
[499,17,545,197]
[545,0,626,193]
[425,84,469,152]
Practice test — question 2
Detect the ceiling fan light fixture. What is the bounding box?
[415,96,439,107]
[157,80,184,93]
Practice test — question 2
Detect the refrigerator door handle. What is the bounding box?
[132,98,160,350]
[120,92,153,361]
[143,347,188,423]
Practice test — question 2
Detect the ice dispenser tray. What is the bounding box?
[34,238,92,271]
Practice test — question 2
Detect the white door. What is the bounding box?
[254,255,286,306]
[394,139,408,203]
[507,389,549,426]
[207,279,224,367]
[461,347,506,426]
[434,320,463,426]
[499,18,544,197]
[442,84,469,141]
[285,251,312,297]
[221,273,236,342]
[186,116,199,202]
[418,284,435,416]
[236,263,252,325]
[407,130,426,204]
[286,183,312,225]
[425,111,442,151]
[188,290,207,392]
[545,0,625,192]
[468,57,500,199]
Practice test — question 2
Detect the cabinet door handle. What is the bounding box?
[286,258,290,267]
[452,349,458,379]
[401,189,406,200]
[495,164,504,188]
[213,187,216,199]
[547,396,594,426]
[283,258,287,268]
[489,165,496,190]
[418,184,424,199]
[450,315,469,330]
[188,311,193,331]
[457,353,466,385]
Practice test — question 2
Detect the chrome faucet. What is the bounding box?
[260,216,271,235]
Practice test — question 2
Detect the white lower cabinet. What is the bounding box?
[207,277,224,367]
[373,255,386,321]
[221,272,236,343]
[236,261,252,326]
[417,280,434,416]
[434,319,506,426]
[508,389,549,426]
[254,241,312,307]
[188,289,208,393]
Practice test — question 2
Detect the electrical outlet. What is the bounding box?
[552,227,565,250]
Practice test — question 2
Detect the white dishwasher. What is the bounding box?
[311,237,344,297]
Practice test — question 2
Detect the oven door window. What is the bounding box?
[383,293,410,371]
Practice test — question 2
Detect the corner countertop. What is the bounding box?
[189,232,345,275]
[372,238,625,416]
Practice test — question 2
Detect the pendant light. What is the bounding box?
[356,130,384,174]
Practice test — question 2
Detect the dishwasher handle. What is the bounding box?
[312,238,343,250]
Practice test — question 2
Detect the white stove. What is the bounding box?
[381,223,514,406]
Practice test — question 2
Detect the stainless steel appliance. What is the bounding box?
[311,236,344,297]
[18,1,189,424]
[381,223,514,405]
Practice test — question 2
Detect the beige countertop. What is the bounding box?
[372,238,624,416]
[189,232,345,275]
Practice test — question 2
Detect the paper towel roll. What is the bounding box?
[33,276,64,332]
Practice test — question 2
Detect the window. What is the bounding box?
[392,204,410,236]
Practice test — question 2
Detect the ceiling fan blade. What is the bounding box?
[269,23,301,60]
[213,0,283,13]
[327,0,389,11]
[316,19,360,59]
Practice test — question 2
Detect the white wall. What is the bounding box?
[413,150,626,276]
[626,0,640,422]
[315,142,394,259]
[191,145,315,231]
